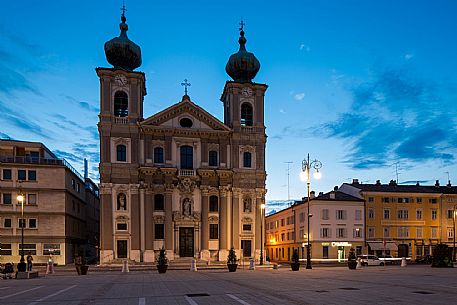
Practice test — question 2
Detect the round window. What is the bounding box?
[179,118,193,128]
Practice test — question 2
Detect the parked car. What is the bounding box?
[357,255,385,266]
[378,255,401,265]
[415,255,432,264]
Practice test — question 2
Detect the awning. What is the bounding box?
[368,242,398,251]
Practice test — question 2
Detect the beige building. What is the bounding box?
[265,189,365,262]
[98,14,267,263]
[0,140,100,265]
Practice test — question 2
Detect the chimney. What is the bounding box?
[84,158,88,180]
[435,180,440,187]
[447,180,452,187]
[310,191,315,199]
[352,179,359,184]
[329,192,335,199]
[416,181,420,186]
[376,180,381,185]
[334,186,338,191]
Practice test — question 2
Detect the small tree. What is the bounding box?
[227,247,237,264]
[291,249,299,263]
[348,248,357,261]
[156,247,168,266]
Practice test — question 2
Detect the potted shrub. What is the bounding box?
[156,247,168,273]
[432,244,453,268]
[347,248,357,270]
[75,254,89,275]
[227,248,238,272]
[291,249,300,271]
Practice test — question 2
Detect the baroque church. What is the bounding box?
[97,11,267,263]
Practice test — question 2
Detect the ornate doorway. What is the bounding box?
[179,227,194,257]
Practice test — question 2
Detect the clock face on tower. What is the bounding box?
[241,87,253,97]
[114,74,128,87]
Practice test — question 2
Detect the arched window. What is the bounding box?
[209,195,219,212]
[154,194,164,211]
[154,147,164,164]
[208,151,218,167]
[114,91,128,117]
[117,144,127,162]
[180,145,193,169]
[243,152,252,168]
[240,103,253,126]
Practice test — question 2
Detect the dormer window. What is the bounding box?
[114,91,128,117]
[179,117,193,128]
[241,103,253,126]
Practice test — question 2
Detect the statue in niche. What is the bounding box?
[183,198,191,216]
[243,197,252,213]
[117,193,127,210]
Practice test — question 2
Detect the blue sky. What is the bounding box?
[1,0,456,204]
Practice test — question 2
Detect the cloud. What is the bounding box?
[404,53,414,60]
[53,149,82,164]
[62,95,99,113]
[0,132,12,139]
[299,44,310,52]
[321,68,457,169]
[293,93,305,101]
[279,109,285,114]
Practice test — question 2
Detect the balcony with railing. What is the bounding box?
[178,169,196,177]
[113,116,129,124]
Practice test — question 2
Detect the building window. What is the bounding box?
[354,228,362,238]
[355,210,362,220]
[368,227,375,238]
[322,246,329,259]
[18,170,26,181]
[336,210,346,220]
[299,212,305,222]
[397,209,409,219]
[382,197,390,203]
[19,218,26,228]
[417,197,422,203]
[416,209,423,220]
[429,198,438,204]
[76,183,80,193]
[281,218,285,226]
[243,152,252,168]
[117,223,128,230]
[28,219,37,228]
[431,227,438,238]
[320,227,330,238]
[27,194,36,205]
[209,195,218,212]
[114,91,128,117]
[28,170,36,181]
[448,210,454,219]
[153,147,164,164]
[3,193,12,204]
[416,227,423,238]
[397,227,409,238]
[180,145,193,169]
[116,144,127,162]
[2,169,12,180]
[322,209,329,220]
[19,244,36,255]
[154,194,164,211]
[4,218,12,228]
[337,228,346,238]
[368,208,374,219]
[208,151,218,167]
[71,179,75,189]
[243,224,252,231]
[383,227,389,238]
[0,243,12,255]
[368,197,374,203]
[210,224,219,239]
[383,209,390,219]
[179,117,193,128]
[240,102,253,126]
[43,244,61,255]
[448,228,454,239]
[431,209,438,220]
[397,197,410,203]
[155,224,165,239]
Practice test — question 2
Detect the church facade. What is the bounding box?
[97,13,268,263]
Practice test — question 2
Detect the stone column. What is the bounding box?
[255,195,263,257]
[140,188,145,262]
[232,191,240,249]
[165,192,173,251]
[219,191,228,250]
[201,191,209,250]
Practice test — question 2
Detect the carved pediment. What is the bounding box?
[153,215,165,223]
[116,215,129,221]
[173,211,201,222]
[241,217,253,223]
[208,216,219,223]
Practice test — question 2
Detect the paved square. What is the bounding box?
[1,265,456,305]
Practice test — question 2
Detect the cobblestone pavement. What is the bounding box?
[0,265,456,305]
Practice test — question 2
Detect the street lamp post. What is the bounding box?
[17,192,26,272]
[301,153,322,270]
[260,203,266,265]
[453,205,457,262]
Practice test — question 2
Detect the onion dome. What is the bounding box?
[104,12,142,71]
[225,28,260,83]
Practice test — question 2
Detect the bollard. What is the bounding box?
[249,259,255,270]
[190,259,197,271]
[401,257,407,267]
[273,264,278,270]
[46,257,54,274]
[356,258,362,269]
[122,260,129,273]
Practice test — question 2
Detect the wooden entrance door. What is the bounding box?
[117,240,128,258]
[179,227,194,257]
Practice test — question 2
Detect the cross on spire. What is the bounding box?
[239,18,245,32]
[181,79,191,96]
[121,1,127,17]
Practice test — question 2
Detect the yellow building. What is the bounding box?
[340,179,457,259]
[265,189,365,262]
